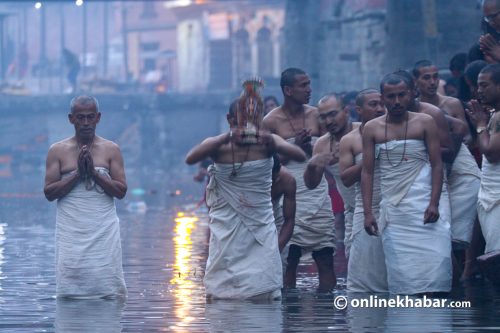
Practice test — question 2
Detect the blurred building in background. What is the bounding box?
[0,0,485,96]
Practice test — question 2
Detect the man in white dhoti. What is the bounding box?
[414,60,481,251]
[362,74,452,295]
[263,68,336,292]
[468,64,500,254]
[338,89,388,292]
[304,93,358,259]
[44,96,127,298]
[185,101,306,300]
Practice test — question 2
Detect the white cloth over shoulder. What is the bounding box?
[348,153,388,292]
[204,157,282,299]
[325,163,355,257]
[285,138,335,252]
[378,140,452,295]
[56,167,127,298]
[448,143,480,246]
[478,157,500,253]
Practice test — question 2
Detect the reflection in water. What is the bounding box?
[205,300,283,332]
[169,211,199,331]
[55,298,125,332]
[0,223,5,293]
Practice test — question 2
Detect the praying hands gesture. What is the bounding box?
[467,100,490,128]
[77,145,95,180]
[479,34,500,63]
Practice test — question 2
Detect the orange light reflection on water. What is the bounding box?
[169,212,199,330]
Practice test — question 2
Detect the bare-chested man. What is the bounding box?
[303,93,358,259]
[185,100,305,300]
[468,64,500,254]
[414,60,481,274]
[338,89,388,292]
[362,74,452,295]
[44,95,127,298]
[263,68,336,292]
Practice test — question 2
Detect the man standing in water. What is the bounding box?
[186,100,305,300]
[44,95,127,298]
[338,89,388,292]
[362,74,452,295]
[263,68,337,292]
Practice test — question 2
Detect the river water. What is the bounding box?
[1,172,500,333]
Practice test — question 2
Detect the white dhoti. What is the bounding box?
[55,167,127,298]
[448,144,481,247]
[378,140,452,295]
[478,157,500,254]
[284,146,335,252]
[204,158,282,299]
[326,164,355,258]
[347,153,388,293]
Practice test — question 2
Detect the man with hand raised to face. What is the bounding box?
[186,100,305,300]
[361,74,452,296]
[44,95,128,299]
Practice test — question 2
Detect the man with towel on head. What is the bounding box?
[44,95,128,299]
[362,74,452,296]
[186,100,306,300]
[338,89,388,292]
[263,68,337,292]
[468,64,500,254]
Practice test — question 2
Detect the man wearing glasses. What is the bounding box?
[480,0,500,63]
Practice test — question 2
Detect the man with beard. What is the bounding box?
[362,74,452,295]
[338,89,388,292]
[303,93,358,260]
[414,60,481,258]
[185,100,306,300]
[44,96,128,298]
[468,64,500,254]
[263,68,336,292]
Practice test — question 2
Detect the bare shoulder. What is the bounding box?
[364,117,383,132]
[441,95,461,108]
[419,101,443,117]
[316,132,330,145]
[263,107,282,130]
[411,111,434,124]
[340,128,359,146]
[48,137,73,154]
[305,105,319,117]
[97,136,121,150]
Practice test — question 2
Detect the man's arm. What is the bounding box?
[270,134,307,162]
[43,145,79,202]
[339,135,361,187]
[424,116,443,223]
[185,133,230,165]
[361,124,377,235]
[92,143,127,199]
[278,172,296,253]
[303,138,336,189]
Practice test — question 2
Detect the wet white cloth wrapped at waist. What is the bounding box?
[283,138,335,252]
[56,167,127,298]
[204,157,282,299]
